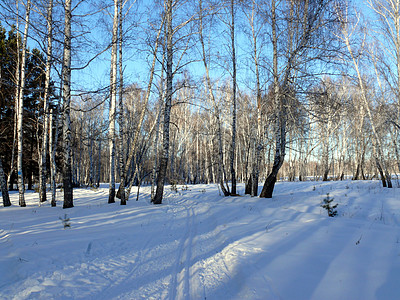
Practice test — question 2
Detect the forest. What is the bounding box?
[0,0,400,208]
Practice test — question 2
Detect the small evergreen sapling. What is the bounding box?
[59,214,71,228]
[321,193,338,217]
[170,181,178,193]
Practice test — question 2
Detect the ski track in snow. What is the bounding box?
[1,180,400,299]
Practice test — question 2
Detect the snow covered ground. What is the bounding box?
[1,180,400,300]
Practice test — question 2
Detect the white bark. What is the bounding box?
[337,6,392,187]
[9,0,20,191]
[39,0,53,203]
[229,0,237,195]
[151,98,163,201]
[117,0,125,201]
[17,0,32,207]
[108,0,119,203]
[49,107,59,207]
[245,0,263,196]
[97,138,102,187]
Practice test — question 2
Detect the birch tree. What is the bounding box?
[243,0,265,196]
[16,0,32,207]
[198,0,230,196]
[260,0,339,197]
[108,0,119,204]
[38,0,54,203]
[336,4,392,188]
[260,0,282,198]
[0,158,11,207]
[229,0,237,195]
[62,0,73,208]
[49,106,59,207]
[153,0,174,204]
[117,0,125,200]
[152,0,197,204]
[9,1,20,192]
[367,0,400,174]
[117,9,165,205]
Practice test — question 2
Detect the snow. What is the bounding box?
[1,180,400,300]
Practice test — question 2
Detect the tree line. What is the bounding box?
[1,0,399,208]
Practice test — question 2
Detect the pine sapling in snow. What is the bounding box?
[321,193,338,217]
[59,214,71,229]
[170,181,178,193]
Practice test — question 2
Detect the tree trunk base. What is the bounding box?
[116,186,122,199]
[245,177,252,194]
[259,174,277,198]
[251,175,258,197]
[108,188,115,203]
[387,178,393,188]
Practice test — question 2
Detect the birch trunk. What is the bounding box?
[9,117,17,191]
[108,0,119,203]
[260,0,285,198]
[260,0,316,197]
[150,47,166,200]
[229,0,237,195]
[16,0,32,207]
[0,158,11,207]
[9,0,21,192]
[97,139,102,187]
[126,163,139,201]
[62,0,73,208]
[247,0,263,196]
[49,107,59,207]
[89,129,94,186]
[153,0,173,205]
[151,101,163,201]
[39,0,53,203]
[118,14,165,205]
[117,0,125,201]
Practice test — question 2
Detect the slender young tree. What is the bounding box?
[243,0,264,196]
[118,10,164,205]
[367,0,400,175]
[336,4,392,188]
[49,106,59,207]
[117,0,125,204]
[39,0,54,203]
[152,0,198,203]
[198,0,230,196]
[9,0,20,192]
[16,0,32,207]
[229,0,237,195]
[108,0,119,204]
[151,81,164,202]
